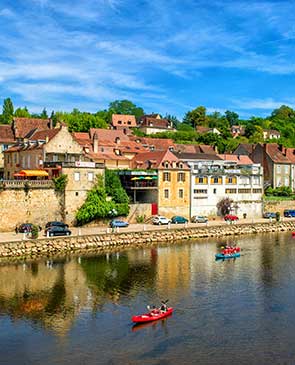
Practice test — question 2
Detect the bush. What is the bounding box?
[136,215,146,223]
[30,224,39,239]
[266,186,292,197]
[276,212,280,222]
[217,197,233,216]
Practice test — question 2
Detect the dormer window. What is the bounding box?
[179,162,183,168]
[150,145,155,151]
[115,137,120,144]
[127,121,131,125]
[118,120,122,124]
[168,146,174,152]
[165,162,169,168]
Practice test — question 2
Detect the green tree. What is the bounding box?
[2,98,14,124]
[183,106,208,129]
[225,110,239,126]
[55,109,108,132]
[14,107,30,118]
[165,114,180,129]
[108,100,144,120]
[40,108,48,119]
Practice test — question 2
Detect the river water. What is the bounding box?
[1,232,295,364]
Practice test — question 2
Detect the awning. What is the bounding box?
[131,177,140,181]
[13,172,25,177]
[145,176,152,180]
[19,170,49,177]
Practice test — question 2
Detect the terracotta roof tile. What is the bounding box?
[0,125,14,143]
[218,154,254,165]
[12,117,52,138]
[265,143,290,163]
[131,149,189,170]
[28,128,60,141]
[139,116,173,129]
[111,114,137,127]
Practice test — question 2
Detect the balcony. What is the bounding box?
[43,161,104,169]
[124,181,158,190]
[0,180,54,189]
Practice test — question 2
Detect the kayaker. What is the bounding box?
[160,303,168,312]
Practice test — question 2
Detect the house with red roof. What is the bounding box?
[111,114,137,130]
[0,125,15,178]
[138,114,175,135]
[119,149,190,217]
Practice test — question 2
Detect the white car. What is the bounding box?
[152,216,171,225]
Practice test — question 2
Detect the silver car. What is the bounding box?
[191,216,208,223]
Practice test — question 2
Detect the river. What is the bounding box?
[1,232,295,364]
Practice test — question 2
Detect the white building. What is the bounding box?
[174,151,263,219]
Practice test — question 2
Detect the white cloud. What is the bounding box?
[232,98,295,110]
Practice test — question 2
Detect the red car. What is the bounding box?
[224,214,239,221]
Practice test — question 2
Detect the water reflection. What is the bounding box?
[1,232,295,364]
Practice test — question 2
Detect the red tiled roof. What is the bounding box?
[174,143,216,154]
[12,117,52,138]
[139,117,172,129]
[264,143,290,163]
[89,128,130,143]
[131,149,189,170]
[112,114,137,127]
[130,136,175,151]
[0,125,14,143]
[87,151,130,161]
[28,128,60,141]
[218,154,254,165]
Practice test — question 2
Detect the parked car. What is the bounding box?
[45,226,72,237]
[224,214,239,221]
[17,223,34,233]
[263,212,277,219]
[45,221,69,229]
[191,216,208,223]
[171,216,188,224]
[109,220,129,228]
[152,216,171,225]
[284,209,295,217]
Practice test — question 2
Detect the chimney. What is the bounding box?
[93,132,98,153]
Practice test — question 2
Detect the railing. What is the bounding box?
[43,161,105,168]
[124,182,158,189]
[0,180,54,188]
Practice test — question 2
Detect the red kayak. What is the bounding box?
[132,307,173,323]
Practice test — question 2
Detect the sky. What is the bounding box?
[1,0,295,119]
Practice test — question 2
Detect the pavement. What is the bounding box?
[0,217,292,243]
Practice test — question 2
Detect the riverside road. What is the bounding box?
[0,217,293,243]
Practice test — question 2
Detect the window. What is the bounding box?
[285,165,289,174]
[88,172,94,181]
[179,189,184,198]
[284,177,289,186]
[252,176,260,185]
[195,176,207,184]
[118,120,122,124]
[211,176,222,184]
[75,192,79,196]
[226,176,237,184]
[53,154,58,162]
[177,172,185,182]
[164,189,169,199]
[213,188,216,194]
[277,165,281,173]
[252,188,262,193]
[238,188,251,193]
[127,121,131,125]
[163,172,171,181]
[14,154,17,163]
[225,188,237,194]
[74,172,80,181]
[194,189,207,194]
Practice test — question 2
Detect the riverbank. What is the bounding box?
[1,220,295,261]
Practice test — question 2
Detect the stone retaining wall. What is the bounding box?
[1,221,295,261]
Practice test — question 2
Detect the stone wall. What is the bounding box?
[264,200,295,214]
[1,220,295,261]
[0,186,61,232]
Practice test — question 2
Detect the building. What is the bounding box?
[0,117,53,179]
[0,125,15,179]
[263,129,281,140]
[231,125,245,138]
[111,114,137,130]
[4,124,104,223]
[173,150,263,218]
[138,114,175,135]
[130,149,190,218]
[73,128,146,169]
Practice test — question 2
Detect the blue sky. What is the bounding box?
[1,0,295,119]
